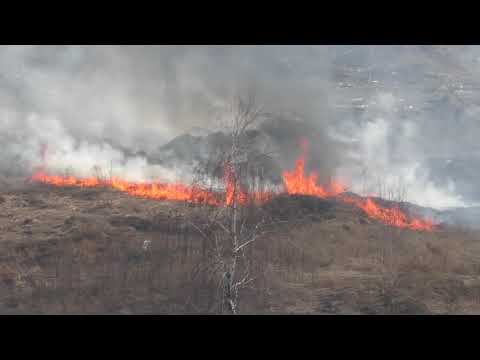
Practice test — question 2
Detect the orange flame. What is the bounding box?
[280,139,435,231]
[282,140,346,198]
[223,162,248,206]
[340,196,434,231]
[31,171,221,206]
[30,139,435,232]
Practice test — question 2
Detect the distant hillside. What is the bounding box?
[148,117,340,184]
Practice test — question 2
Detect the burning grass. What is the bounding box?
[29,140,436,232]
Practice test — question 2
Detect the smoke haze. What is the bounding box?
[1,45,479,209]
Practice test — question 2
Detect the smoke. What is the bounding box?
[334,89,467,210]
[0,45,338,182]
[1,45,479,211]
[335,114,466,209]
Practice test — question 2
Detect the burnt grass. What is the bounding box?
[262,194,336,221]
[1,182,480,314]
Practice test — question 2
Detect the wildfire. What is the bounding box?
[339,196,434,231]
[282,140,345,198]
[30,139,435,232]
[223,162,248,206]
[279,140,434,231]
[31,171,221,206]
[30,164,272,208]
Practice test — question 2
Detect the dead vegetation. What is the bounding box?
[1,181,480,314]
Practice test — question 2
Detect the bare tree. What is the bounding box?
[190,94,275,314]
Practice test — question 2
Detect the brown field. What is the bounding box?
[1,179,480,314]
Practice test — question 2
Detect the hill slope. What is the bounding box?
[1,182,480,314]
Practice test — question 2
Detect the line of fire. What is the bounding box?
[30,140,435,232]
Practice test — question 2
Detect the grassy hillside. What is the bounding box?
[1,182,480,314]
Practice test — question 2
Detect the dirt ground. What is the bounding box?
[1,180,480,314]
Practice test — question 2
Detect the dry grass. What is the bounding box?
[257,215,480,314]
[1,183,480,314]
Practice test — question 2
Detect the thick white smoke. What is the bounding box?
[0,110,180,182]
[334,91,467,210]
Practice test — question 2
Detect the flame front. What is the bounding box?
[282,142,345,198]
[223,162,247,206]
[31,171,221,206]
[340,196,434,231]
[279,140,434,231]
[30,140,435,232]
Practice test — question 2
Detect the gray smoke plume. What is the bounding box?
[1,45,480,211]
[0,45,339,183]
